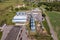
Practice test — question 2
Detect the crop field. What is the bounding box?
[47,11,60,40]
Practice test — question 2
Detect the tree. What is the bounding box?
[0,0,3,2]
[15,8,19,11]
[42,13,46,17]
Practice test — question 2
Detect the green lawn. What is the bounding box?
[47,11,60,40]
[0,32,2,39]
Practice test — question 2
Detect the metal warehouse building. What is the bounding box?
[12,12,27,25]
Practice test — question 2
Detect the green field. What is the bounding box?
[47,11,60,40]
[0,0,23,10]
[0,11,16,26]
[0,32,2,39]
[0,0,24,26]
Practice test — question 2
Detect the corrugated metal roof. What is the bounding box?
[12,20,26,22]
[30,16,35,31]
[13,15,27,19]
[12,12,27,23]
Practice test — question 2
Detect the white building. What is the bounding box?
[12,12,27,25]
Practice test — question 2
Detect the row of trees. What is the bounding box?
[15,6,29,11]
[23,0,60,3]
[38,2,60,11]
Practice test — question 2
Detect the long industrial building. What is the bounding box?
[12,12,27,25]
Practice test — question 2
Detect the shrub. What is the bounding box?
[20,7,29,10]
[15,8,19,11]
[42,13,46,17]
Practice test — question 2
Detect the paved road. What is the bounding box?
[5,26,21,40]
[1,25,14,40]
[45,15,58,40]
[18,26,29,40]
[21,26,28,40]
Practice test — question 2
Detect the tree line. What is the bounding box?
[37,2,60,12]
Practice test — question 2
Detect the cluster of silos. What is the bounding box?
[30,15,36,32]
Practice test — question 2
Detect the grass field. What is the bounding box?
[47,11,60,40]
[0,11,16,26]
[0,0,23,10]
[0,0,24,26]
[0,32,2,39]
